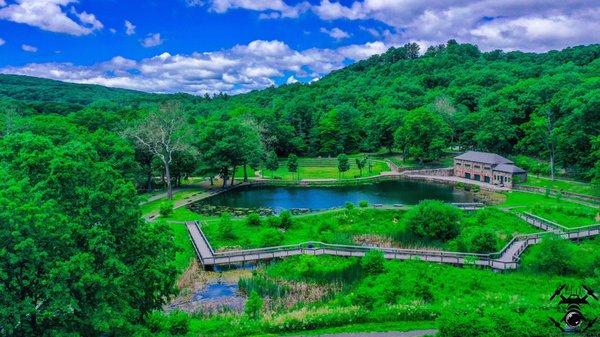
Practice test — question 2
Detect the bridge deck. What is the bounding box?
[185,213,600,271]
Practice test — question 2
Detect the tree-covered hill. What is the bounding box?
[0,74,161,114]
[1,41,599,180]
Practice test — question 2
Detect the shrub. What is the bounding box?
[260,228,283,247]
[405,200,462,241]
[244,291,263,319]
[145,310,189,335]
[279,210,293,230]
[361,250,385,275]
[468,227,497,253]
[159,200,174,217]
[523,235,576,275]
[345,201,355,210]
[266,215,280,227]
[246,213,261,227]
[359,200,369,208]
[218,212,236,240]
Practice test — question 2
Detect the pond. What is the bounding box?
[200,180,474,211]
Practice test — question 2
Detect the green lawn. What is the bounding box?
[387,155,454,169]
[140,187,206,216]
[519,175,599,197]
[201,207,537,253]
[502,191,599,228]
[262,159,389,180]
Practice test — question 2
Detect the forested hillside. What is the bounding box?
[1,41,599,182]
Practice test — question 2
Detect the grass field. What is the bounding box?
[200,207,537,253]
[261,157,390,180]
[519,175,599,197]
[140,186,206,216]
[502,191,599,228]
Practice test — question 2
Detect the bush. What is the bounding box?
[159,201,174,217]
[361,250,385,275]
[246,213,261,227]
[523,235,576,275]
[468,227,497,253]
[266,215,280,227]
[279,210,293,230]
[359,200,369,208]
[218,212,236,240]
[260,228,283,247]
[345,201,355,210]
[405,200,462,241]
[146,310,189,335]
[244,291,263,319]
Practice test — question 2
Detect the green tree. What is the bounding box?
[287,153,299,180]
[361,250,385,274]
[337,153,350,178]
[394,107,451,164]
[405,200,462,241]
[279,210,293,230]
[218,213,236,240]
[355,156,367,176]
[244,291,264,319]
[265,150,279,178]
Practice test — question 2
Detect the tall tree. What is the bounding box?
[265,150,279,178]
[287,153,299,180]
[337,153,350,178]
[394,107,451,164]
[124,102,193,199]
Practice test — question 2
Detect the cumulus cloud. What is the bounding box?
[0,39,388,95]
[286,75,298,84]
[124,20,135,35]
[320,27,351,40]
[21,44,37,52]
[195,0,310,18]
[192,0,600,52]
[0,38,5,46]
[310,0,600,52]
[0,0,103,36]
[141,33,163,47]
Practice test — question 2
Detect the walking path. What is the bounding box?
[185,212,600,271]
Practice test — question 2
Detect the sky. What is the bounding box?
[0,0,598,95]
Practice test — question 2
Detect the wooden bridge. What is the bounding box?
[185,212,600,271]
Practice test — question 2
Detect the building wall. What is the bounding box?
[453,159,493,183]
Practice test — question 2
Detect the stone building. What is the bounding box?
[453,151,527,188]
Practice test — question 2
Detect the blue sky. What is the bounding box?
[0,0,598,95]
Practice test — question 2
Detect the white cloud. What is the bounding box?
[0,39,388,95]
[0,0,103,36]
[21,44,37,52]
[197,0,310,18]
[124,20,135,35]
[320,27,351,40]
[309,0,600,52]
[141,33,163,48]
[109,28,116,33]
[0,38,5,46]
[286,75,298,84]
[0,0,5,6]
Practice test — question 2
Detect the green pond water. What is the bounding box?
[201,180,474,211]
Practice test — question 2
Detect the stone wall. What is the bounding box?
[403,168,454,177]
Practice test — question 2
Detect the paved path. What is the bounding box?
[291,329,438,337]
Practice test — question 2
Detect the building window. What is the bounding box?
[465,164,471,168]
[456,162,461,166]
[474,165,481,169]
[484,166,491,170]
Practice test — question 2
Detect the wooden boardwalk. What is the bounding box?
[185,213,600,271]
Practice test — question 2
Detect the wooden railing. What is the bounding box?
[187,213,600,271]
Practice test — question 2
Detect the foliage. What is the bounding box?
[160,200,174,217]
[218,212,236,240]
[522,235,577,275]
[244,291,264,319]
[287,153,299,179]
[361,250,386,275]
[279,210,293,230]
[405,200,462,241]
[246,212,262,227]
[146,310,190,335]
[337,153,350,177]
[359,200,369,208]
